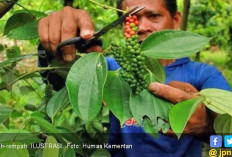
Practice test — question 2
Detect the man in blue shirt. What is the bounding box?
[38,0,231,156]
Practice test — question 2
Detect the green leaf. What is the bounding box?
[42,136,59,157]
[1,71,38,90]
[0,44,4,53]
[90,149,111,157]
[30,115,59,133]
[11,111,23,119]
[19,86,34,95]
[0,142,29,157]
[6,46,21,59]
[0,54,36,68]
[4,12,35,35]
[214,114,232,134]
[66,53,107,122]
[85,122,97,134]
[7,21,38,40]
[24,104,37,111]
[92,121,104,132]
[61,147,76,157]
[143,117,158,137]
[56,127,81,144]
[56,127,83,155]
[30,111,45,118]
[0,106,13,123]
[141,30,211,59]
[144,56,165,83]
[13,10,47,19]
[0,95,6,104]
[156,118,170,133]
[0,82,7,90]
[103,71,132,126]
[13,72,41,84]
[2,69,19,86]
[130,89,172,131]
[30,115,64,142]
[46,87,69,119]
[0,130,41,144]
[169,96,205,138]
[200,88,232,115]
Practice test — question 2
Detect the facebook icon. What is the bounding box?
[210,135,222,147]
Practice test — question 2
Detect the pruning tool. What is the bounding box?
[57,6,145,58]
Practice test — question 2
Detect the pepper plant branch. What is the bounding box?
[9,67,70,88]
[14,2,35,18]
[103,46,111,54]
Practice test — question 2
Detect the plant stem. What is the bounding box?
[38,66,70,71]
[103,46,111,54]
[88,0,125,13]
[15,2,35,18]
[9,67,69,87]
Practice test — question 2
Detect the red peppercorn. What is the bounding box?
[132,15,137,20]
[126,17,130,22]
[129,18,134,23]
[129,31,136,35]
[134,20,139,26]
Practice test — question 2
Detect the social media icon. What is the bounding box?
[224,135,232,147]
[210,135,222,147]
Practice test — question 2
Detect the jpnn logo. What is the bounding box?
[224,135,232,147]
[210,135,222,147]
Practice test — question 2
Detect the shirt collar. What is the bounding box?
[164,57,190,68]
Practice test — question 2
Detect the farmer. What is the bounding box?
[38,0,231,156]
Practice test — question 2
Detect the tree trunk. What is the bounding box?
[0,1,19,18]
[180,0,191,31]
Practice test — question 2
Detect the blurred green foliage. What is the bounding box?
[188,0,232,49]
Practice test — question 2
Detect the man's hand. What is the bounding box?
[38,6,102,62]
[148,81,211,135]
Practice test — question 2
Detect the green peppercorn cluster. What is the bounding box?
[110,15,147,95]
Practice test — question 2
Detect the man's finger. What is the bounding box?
[168,81,198,94]
[48,12,62,53]
[75,10,94,40]
[61,7,78,61]
[38,17,50,52]
[148,82,194,103]
[86,45,103,53]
